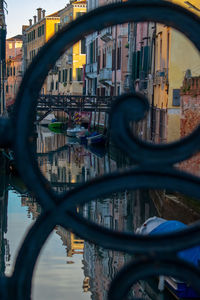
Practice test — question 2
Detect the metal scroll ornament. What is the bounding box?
[0,0,199,299]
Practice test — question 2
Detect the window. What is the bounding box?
[69,68,72,81]
[6,85,8,93]
[10,67,12,76]
[62,69,65,82]
[103,49,106,68]
[51,81,54,91]
[38,25,44,37]
[58,71,61,82]
[13,67,15,76]
[81,38,86,54]
[55,23,61,33]
[172,89,180,106]
[90,42,93,64]
[117,85,120,95]
[76,12,84,19]
[63,16,69,23]
[56,81,58,90]
[112,48,116,71]
[64,69,68,82]
[15,42,22,48]
[76,68,83,81]
[97,50,101,73]
[117,45,121,70]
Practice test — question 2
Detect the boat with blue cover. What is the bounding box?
[86,131,106,146]
[137,217,200,299]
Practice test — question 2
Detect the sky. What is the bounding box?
[6,0,69,38]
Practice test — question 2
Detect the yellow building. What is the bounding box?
[66,232,84,257]
[24,8,60,93]
[153,0,200,142]
[57,0,87,95]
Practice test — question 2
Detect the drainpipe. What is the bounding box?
[114,26,117,96]
[127,22,134,92]
[151,23,156,141]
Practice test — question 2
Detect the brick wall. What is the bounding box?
[179,76,200,176]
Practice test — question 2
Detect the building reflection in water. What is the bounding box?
[34,126,159,298]
[0,153,10,276]
[1,126,196,299]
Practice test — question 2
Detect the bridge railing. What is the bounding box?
[37,94,114,112]
[0,1,200,299]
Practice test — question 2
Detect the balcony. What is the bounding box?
[100,27,112,42]
[85,62,97,78]
[99,68,112,84]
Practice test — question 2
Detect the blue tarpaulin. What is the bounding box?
[150,220,200,267]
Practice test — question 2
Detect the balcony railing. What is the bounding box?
[100,27,112,42]
[85,62,97,77]
[99,68,112,82]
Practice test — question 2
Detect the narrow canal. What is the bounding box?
[1,125,200,299]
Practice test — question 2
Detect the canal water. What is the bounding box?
[1,125,200,299]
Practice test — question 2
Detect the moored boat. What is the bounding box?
[86,132,106,146]
[67,125,86,137]
[48,122,64,131]
[137,217,200,299]
[76,129,90,144]
[40,113,56,126]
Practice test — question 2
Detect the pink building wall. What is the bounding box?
[136,22,148,51]
[5,53,23,107]
[179,77,200,176]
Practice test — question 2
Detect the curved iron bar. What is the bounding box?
[0,0,198,299]
[110,93,200,165]
[108,256,200,300]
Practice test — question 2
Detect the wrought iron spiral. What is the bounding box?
[0,0,199,298]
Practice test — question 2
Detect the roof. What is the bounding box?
[46,10,62,18]
[72,0,87,4]
[7,35,23,41]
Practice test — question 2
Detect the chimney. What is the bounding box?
[37,8,42,22]
[42,9,46,19]
[33,15,37,24]
[29,19,32,26]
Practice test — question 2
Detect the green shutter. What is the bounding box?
[76,68,83,81]
[90,42,93,64]
[65,69,68,82]
[81,39,86,54]
[142,46,150,76]
[62,70,65,82]
[69,68,72,81]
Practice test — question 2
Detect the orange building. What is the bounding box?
[24,8,61,94]
[5,35,23,107]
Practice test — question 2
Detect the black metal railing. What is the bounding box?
[37,94,114,112]
[0,0,200,299]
